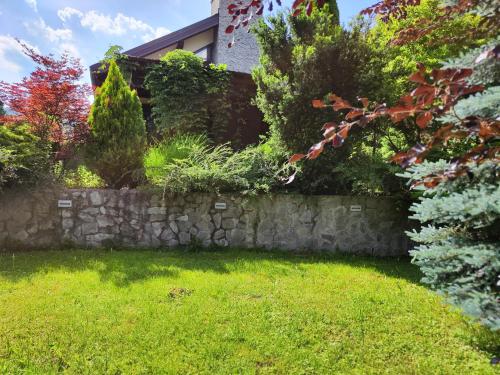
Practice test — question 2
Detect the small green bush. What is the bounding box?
[0,123,51,190]
[144,134,290,194]
[86,60,146,189]
[61,165,105,188]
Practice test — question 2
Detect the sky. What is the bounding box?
[0,0,375,86]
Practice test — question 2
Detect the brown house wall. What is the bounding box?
[224,72,267,147]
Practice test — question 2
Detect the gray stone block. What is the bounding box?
[62,219,74,230]
[152,222,164,238]
[86,233,115,244]
[14,230,29,241]
[213,229,225,241]
[160,228,175,241]
[97,215,115,228]
[179,232,191,245]
[90,191,103,206]
[213,213,222,229]
[148,207,167,215]
[169,221,179,234]
[149,214,166,222]
[221,218,238,230]
[82,222,98,235]
[13,210,31,224]
[61,210,73,218]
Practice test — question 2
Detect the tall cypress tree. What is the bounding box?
[86,60,146,188]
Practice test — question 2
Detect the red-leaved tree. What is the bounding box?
[0,41,91,153]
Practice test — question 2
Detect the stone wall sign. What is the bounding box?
[350,205,362,212]
[214,202,227,210]
[58,200,72,208]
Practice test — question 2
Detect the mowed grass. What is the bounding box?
[0,249,498,374]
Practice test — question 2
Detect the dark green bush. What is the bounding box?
[252,3,403,195]
[145,50,231,142]
[0,123,51,190]
[86,60,146,189]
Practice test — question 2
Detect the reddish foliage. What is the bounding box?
[0,41,91,149]
[289,61,499,187]
[224,0,266,47]
[359,0,498,45]
[360,0,421,22]
[224,0,329,46]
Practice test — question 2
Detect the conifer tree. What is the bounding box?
[86,60,146,188]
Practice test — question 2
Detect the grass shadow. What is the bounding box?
[0,247,421,287]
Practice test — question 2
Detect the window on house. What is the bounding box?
[194,45,212,62]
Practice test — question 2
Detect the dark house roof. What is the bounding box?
[89,14,219,73]
[124,14,219,57]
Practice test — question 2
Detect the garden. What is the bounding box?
[0,0,499,373]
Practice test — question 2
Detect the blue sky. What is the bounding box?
[0,0,375,85]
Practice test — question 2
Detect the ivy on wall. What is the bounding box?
[145,50,231,143]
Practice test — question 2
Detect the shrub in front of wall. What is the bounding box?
[145,50,231,143]
[0,123,51,190]
[60,164,105,188]
[144,134,211,187]
[86,60,146,189]
[144,134,290,194]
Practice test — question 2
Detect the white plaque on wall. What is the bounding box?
[58,200,72,208]
[215,202,227,210]
[350,205,362,212]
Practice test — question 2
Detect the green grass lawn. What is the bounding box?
[0,249,498,374]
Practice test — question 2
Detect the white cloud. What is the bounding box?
[25,18,73,43]
[25,0,37,12]
[142,26,170,42]
[57,7,170,41]
[81,11,151,36]
[0,35,39,60]
[57,7,83,22]
[0,35,39,82]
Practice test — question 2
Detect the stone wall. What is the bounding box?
[0,189,411,256]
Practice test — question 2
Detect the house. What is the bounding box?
[90,0,266,146]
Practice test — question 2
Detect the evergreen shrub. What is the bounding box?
[86,61,146,188]
[401,161,499,330]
